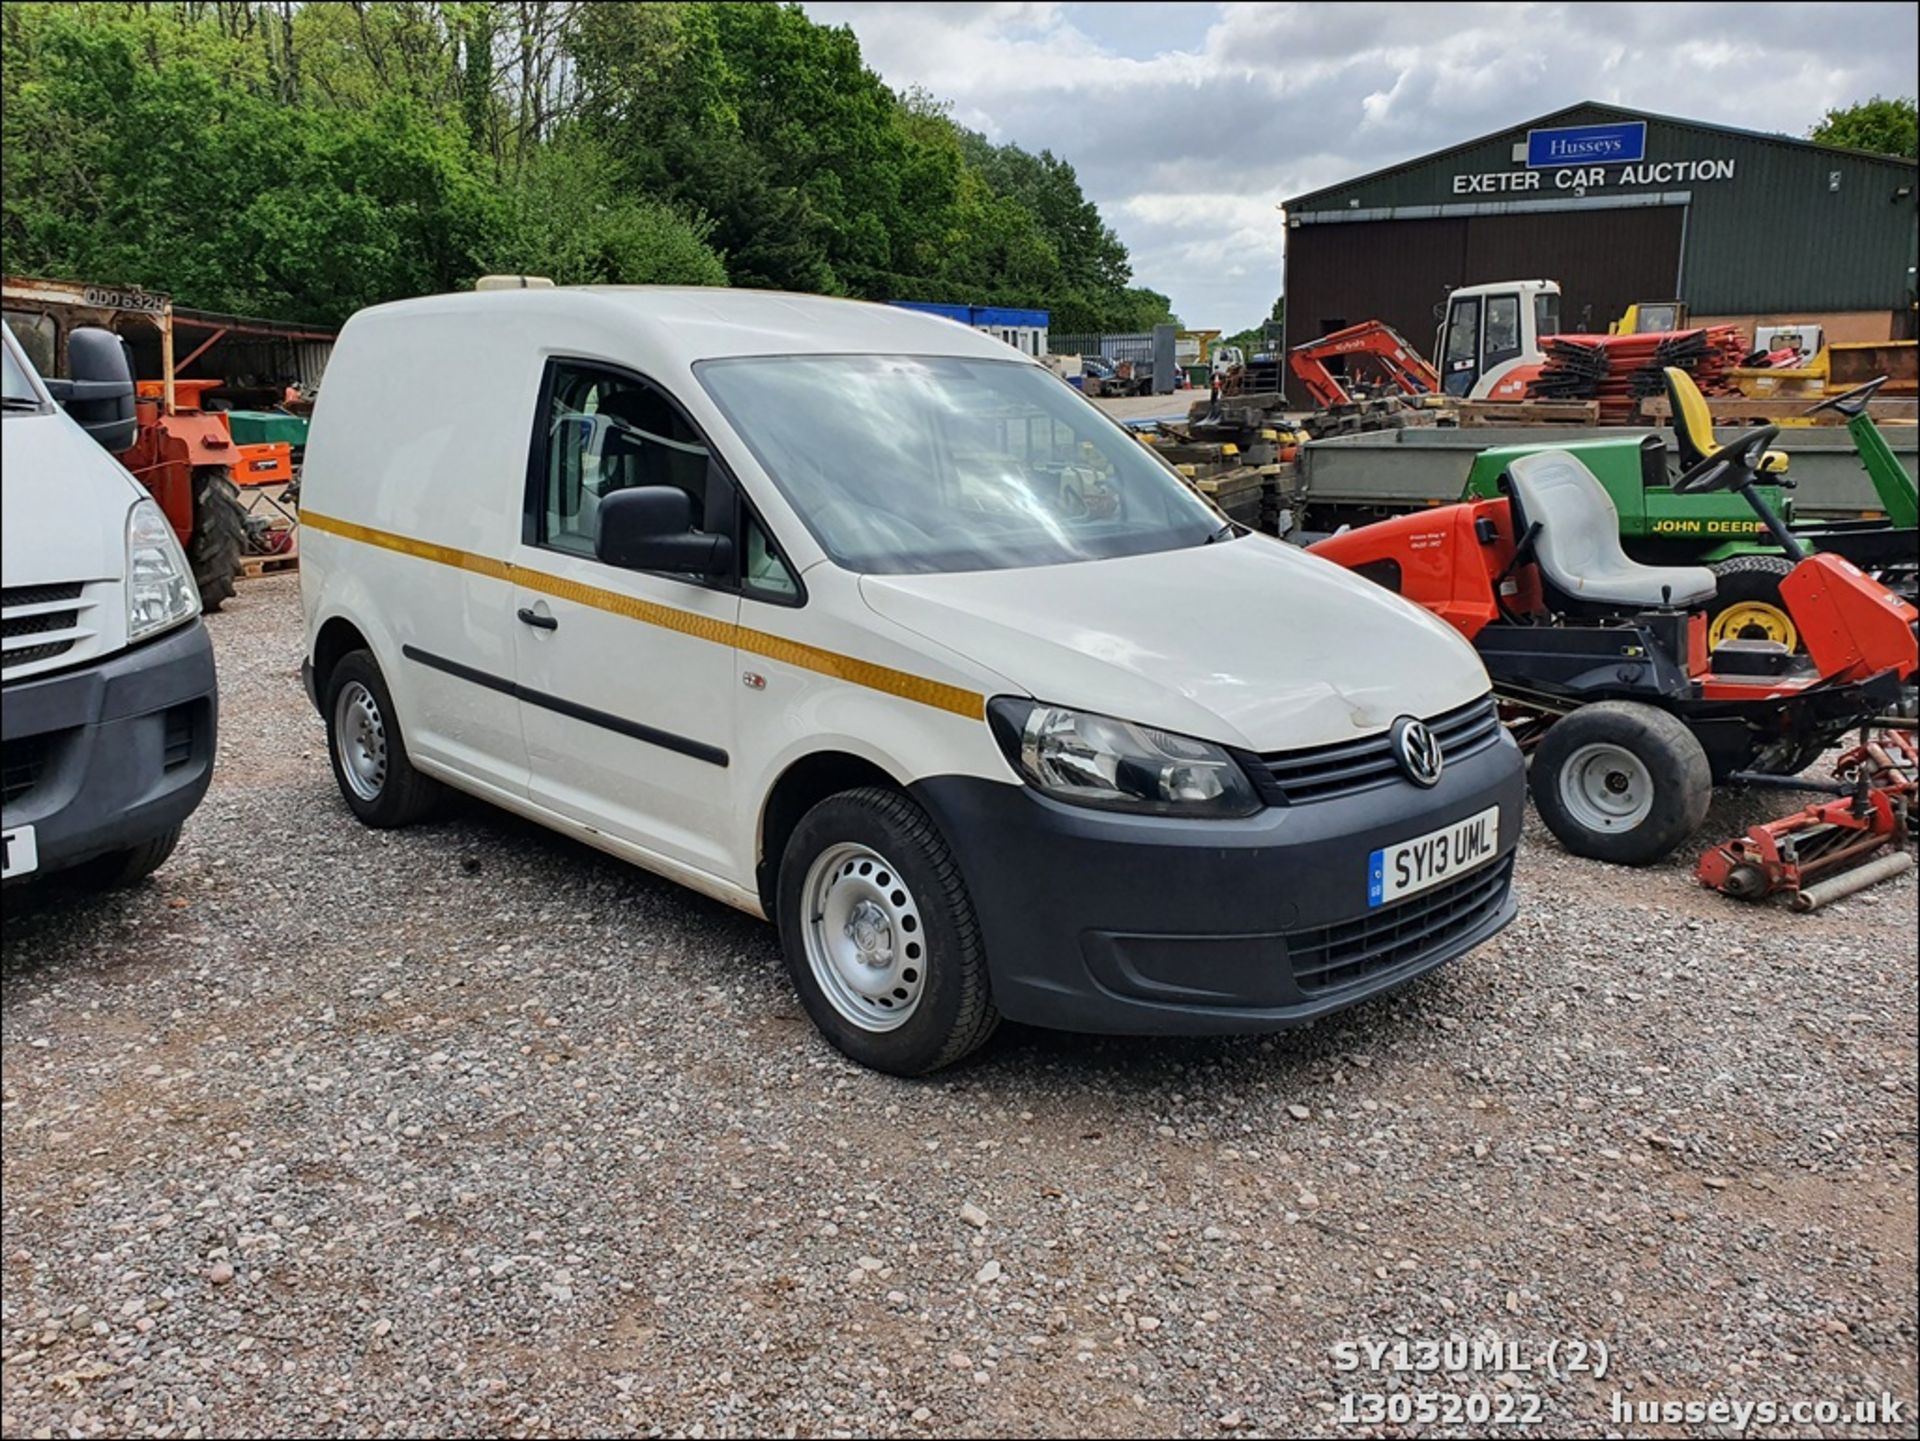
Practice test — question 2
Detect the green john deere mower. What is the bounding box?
[1461,369,1917,651]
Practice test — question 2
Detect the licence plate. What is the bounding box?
[1368,805,1499,908]
[2,825,37,880]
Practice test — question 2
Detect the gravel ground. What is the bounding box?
[3,575,1915,1440]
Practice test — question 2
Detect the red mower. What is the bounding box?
[1310,425,1919,865]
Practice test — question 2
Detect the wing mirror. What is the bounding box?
[594,487,734,577]
[43,326,137,454]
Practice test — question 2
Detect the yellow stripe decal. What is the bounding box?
[301,510,985,719]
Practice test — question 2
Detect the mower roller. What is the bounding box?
[1696,726,1917,910]
[1311,425,1919,866]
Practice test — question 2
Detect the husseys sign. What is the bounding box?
[1453,121,1737,195]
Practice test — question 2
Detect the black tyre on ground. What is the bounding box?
[188,466,247,613]
[776,787,999,1076]
[74,825,182,890]
[1529,701,1712,866]
[321,649,443,828]
[1706,553,1798,650]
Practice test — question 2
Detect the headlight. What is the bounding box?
[987,698,1261,817]
[126,498,200,641]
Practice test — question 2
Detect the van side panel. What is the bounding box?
[728,567,1020,880]
[300,308,535,797]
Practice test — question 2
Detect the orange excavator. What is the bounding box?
[1287,320,1442,409]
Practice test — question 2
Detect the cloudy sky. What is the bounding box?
[802,1,1919,329]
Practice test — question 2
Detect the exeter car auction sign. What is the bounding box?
[1451,118,1739,195]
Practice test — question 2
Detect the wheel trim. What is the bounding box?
[1709,600,1797,650]
[333,680,388,802]
[1557,741,1656,832]
[801,843,927,1033]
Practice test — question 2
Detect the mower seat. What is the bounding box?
[1507,452,1718,609]
[1665,366,1788,476]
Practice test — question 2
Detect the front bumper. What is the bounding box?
[2,620,218,881]
[911,732,1525,1035]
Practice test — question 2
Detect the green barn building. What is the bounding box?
[1280,101,1918,402]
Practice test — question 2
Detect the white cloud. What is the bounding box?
[804,1,1918,327]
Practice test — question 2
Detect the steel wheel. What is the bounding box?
[333,679,388,802]
[1557,741,1654,832]
[1708,599,1797,650]
[801,842,927,1032]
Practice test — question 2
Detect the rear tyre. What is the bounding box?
[776,787,998,1076]
[188,466,246,613]
[74,825,182,890]
[322,649,442,828]
[1706,554,1798,651]
[1530,702,1711,866]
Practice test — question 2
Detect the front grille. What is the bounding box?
[2,731,59,807]
[4,608,77,637]
[163,704,196,770]
[1253,694,1503,805]
[1286,856,1514,995]
[3,639,76,667]
[1,583,83,610]
[3,582,85,673]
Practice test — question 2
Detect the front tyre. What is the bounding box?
[1530,702,1711,866]
[74,825,182,889]
[777,787,998,1076]
[322,649,442,828]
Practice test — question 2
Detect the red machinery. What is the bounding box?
[1287,321,1441,409]
[1309,426,1918,865]
[1696,728,1917,910]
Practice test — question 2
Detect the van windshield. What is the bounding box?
[696,355,1224,574]
[2,339,43,409]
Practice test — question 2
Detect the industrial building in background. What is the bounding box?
[1279,101,1919,406]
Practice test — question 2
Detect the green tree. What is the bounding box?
[3,0,1159,333]
[1809,95,1918,158]
[1223,295,1285,353]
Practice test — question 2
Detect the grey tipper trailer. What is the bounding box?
[1296,424,1920,532]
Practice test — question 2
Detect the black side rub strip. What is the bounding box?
[401,645,729,768]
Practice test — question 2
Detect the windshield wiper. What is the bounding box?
[1204,520,1238,544]
[0,396,43,411]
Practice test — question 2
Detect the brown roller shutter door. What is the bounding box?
[1284,204,1685,403]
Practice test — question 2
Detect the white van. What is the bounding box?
[2,323,217,889]
[300,287,1523,1073]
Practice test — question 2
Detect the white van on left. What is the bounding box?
[0,321,218,889]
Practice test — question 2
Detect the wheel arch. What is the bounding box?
[755,750,906,917]
[312,614,373,701]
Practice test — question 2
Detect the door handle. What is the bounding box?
[517,607,558,631]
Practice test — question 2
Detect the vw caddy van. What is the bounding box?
[2,321,217,890]
[300,286,1524,1074]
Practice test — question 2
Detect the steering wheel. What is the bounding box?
[1672,423,1779,494]
[1808,374,1888,419]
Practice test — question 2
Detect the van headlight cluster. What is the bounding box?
[989,699,1261,818]
[126,498,200,641]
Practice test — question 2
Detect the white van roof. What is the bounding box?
[348,285,1035,365]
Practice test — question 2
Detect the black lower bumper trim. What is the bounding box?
[908,734,1525,1035]
[2,621,218,880]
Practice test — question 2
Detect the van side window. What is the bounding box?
[540,362,712,558]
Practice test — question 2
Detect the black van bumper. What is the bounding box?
[1,621,218,883]
[910,734,1524,1035]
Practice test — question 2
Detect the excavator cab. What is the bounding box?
[1434,280,1559,401]
[1663,366,1789,477]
